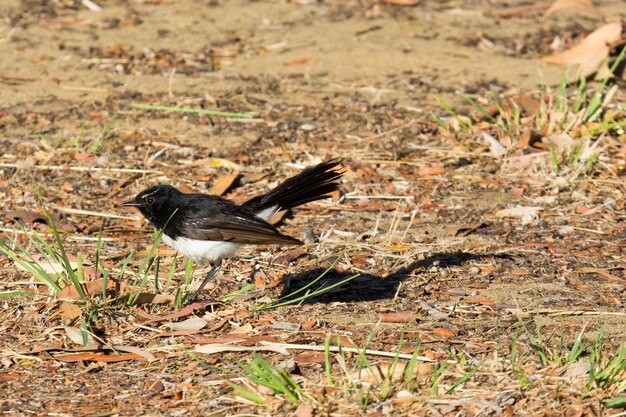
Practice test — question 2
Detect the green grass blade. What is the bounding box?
[446,360,484,394]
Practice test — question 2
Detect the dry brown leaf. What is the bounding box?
[417,166,445,176]
[0,373,21,383]
[210,171,240,196]
[295,404,314,417]
[58,278,122,300]
[53,352,142,363]
[294,351,325,365]
[545,0,605,17]
[543,21,622,78]
[432,328,455,338]
[543,132,577,151]
[380,310,415,323]
[59,301,82,320]
[273,246,308,265]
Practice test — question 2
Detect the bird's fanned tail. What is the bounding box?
[243,159,343,212]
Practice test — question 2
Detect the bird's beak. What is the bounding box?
[121,199,141,207]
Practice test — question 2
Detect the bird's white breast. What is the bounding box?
[162,235,240,263]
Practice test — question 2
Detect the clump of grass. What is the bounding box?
[438,60,626,181]
[1,210,87,298]
[227,354,306,405]
[0,206,168,306]
[90,115,117,154]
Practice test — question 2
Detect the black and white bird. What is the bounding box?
[122,159,343,298]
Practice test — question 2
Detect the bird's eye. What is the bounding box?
[146,197,155,205]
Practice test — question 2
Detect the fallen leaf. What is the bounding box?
[301,318,317,329]
[482,132,508,156]
[210,171,240,196]
[295,403,314,417]
[163,317,208,331]
[542,132,577,151]
[545,0,605,17]
[146,380,165,393]
[195,343,289,355]
[230,322,254,334]
[514,94,542,115]
[15,258,78,276]
[59,301,82,320]
[63,326,96,348]
[286,58,315,66]
[496,206,543,218]
[417,166,445,176]
[433,328,455,338]
[380,310,415,323]
[510,268,532,276]
[563,361,591,382]
[294,351,325,365]
[58,278,121,300]
[0,373,21,383]
[395,389,417,403]
[274,246,308,265]
[53,352,142,363]
[543,21,622,78]
[113,345,157,362]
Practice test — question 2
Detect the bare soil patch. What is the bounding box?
[1,1,626,416]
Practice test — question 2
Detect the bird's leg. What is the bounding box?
[189,259,222,300]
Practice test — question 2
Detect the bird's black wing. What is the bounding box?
[179,211,302,245]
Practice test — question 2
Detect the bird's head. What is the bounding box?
[122,185,181,228]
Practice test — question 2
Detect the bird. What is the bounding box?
[122,159,343,299]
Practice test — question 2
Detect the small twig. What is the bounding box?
[0,163,163,174]
[53,206,139,221]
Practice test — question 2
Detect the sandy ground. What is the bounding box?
[1,0,626,416]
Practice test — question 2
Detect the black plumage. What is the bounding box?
[122,159,343,299]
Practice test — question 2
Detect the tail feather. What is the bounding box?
[244,159,343,212]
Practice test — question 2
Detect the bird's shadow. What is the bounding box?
[277,252,505,304]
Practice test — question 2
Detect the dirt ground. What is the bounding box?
[1,0,626,416]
